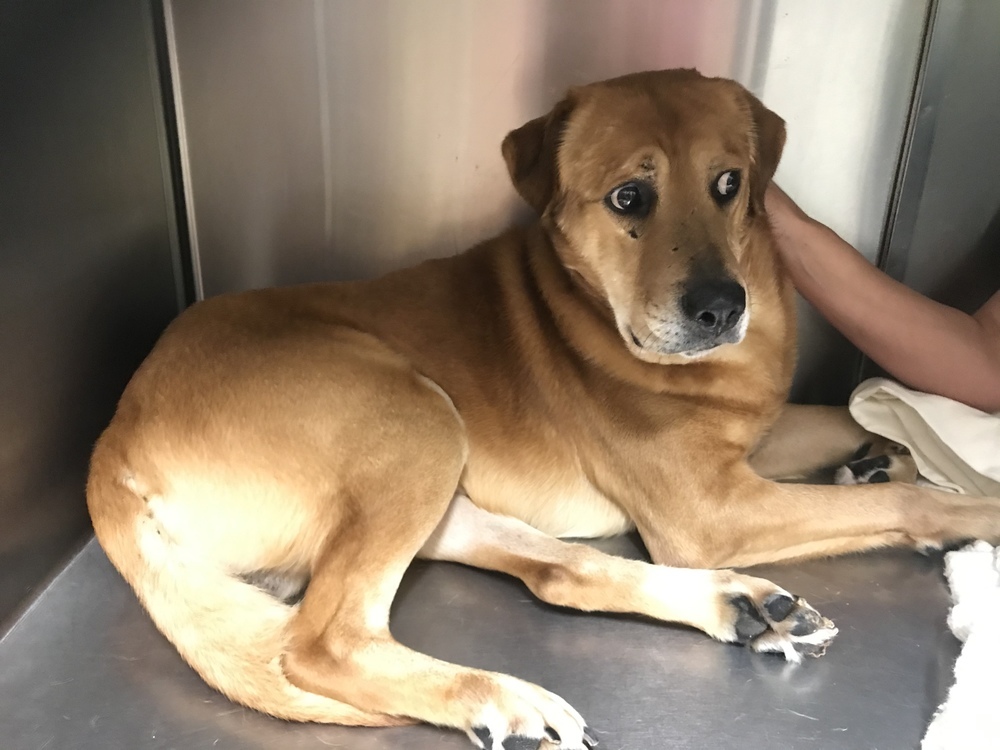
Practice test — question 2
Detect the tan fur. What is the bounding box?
[87,70,1000,747]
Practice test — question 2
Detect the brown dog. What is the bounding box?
[87,69,1000,749]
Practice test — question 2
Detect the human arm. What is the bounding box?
[765,183,1000,413]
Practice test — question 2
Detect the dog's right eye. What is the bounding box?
[606,182,651,217]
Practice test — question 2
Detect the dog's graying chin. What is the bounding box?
[623,306,750,359]
[615,288,751,360]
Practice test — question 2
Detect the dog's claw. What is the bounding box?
[583,726,599,746]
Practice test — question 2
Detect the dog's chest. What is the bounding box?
[460,446,634,539]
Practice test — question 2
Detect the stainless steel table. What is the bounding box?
[0,536,957,750]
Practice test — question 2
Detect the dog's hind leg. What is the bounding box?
[749,404,875,481]
[420,494,837,663]
[749,403,920,487]
[279,388,592,750]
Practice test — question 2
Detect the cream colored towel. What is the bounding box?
[848,378,1000,497]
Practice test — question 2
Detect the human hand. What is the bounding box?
[764,182,834,268]
[764,183,812,236]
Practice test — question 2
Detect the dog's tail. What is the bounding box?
[86,437,405,727]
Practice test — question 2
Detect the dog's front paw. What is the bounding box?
[710,576,838,663]
[465,676,597,750]
[471,726,599,750]
[730,592,837,662]
[835,440,918,486]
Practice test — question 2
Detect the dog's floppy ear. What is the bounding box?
[501,95,575,215]
[746,93,786,215]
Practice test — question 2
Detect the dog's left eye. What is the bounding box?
[712,170,741,205]
[605,182,652,217]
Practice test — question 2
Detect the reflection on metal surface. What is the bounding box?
[0,0,180,628]
[166,0,929,403]
[0,539,958,749]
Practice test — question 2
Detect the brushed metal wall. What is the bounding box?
[0,0,181,626]
[881,0,1000,314]
[166,0,929,403]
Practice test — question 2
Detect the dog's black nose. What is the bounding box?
[681,278,746,336]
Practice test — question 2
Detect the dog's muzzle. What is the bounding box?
[626,275,749,358]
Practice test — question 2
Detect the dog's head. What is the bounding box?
[502,69,785,363]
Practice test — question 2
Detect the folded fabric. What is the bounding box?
[848,378,1000,497]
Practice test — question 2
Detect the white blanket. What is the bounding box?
[849,377,1000,497]
[922,542,1000,750]
[847,379,1000,749]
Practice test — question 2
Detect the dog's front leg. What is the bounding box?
[629,461,1000,569]
[421,494,838,663]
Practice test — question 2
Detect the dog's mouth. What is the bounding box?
[625,327,720,360]
[623,310,749,361]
